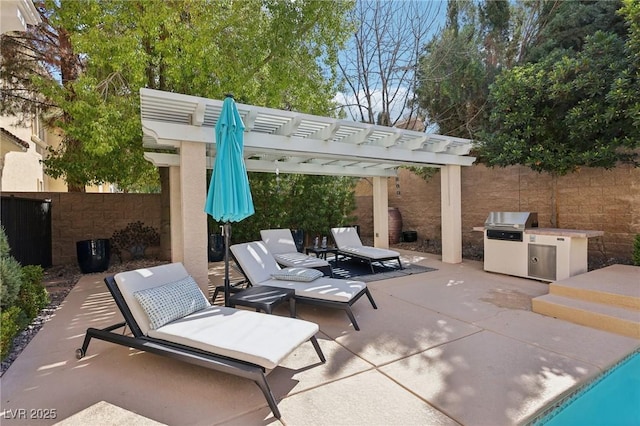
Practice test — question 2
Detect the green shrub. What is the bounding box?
[0,227,22,308]
[1,306,23,360]
[16,265,49,320]
[633,234,640,266]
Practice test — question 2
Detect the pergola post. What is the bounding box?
[372,176,390,249]
[440,164,462,264]
[175,141,209,294]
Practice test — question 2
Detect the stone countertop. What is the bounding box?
[472,227,604,238]
[525,228,604,238]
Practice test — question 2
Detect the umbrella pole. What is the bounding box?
[223,222,231,307]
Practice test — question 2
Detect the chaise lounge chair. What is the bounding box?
[76,262,325,419]
[230,241,377,331]
[260,228,332,276]
[331,226,403,273]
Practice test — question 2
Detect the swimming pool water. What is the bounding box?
[540,351,640,425]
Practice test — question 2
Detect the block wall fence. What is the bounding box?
[2,192,162,266]
[4,163,638,267]
[355,163,639,266]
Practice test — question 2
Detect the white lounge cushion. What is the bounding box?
[273,252,329,268]
[115,263,203,336]
[261,229,330,269]
[271,267,323,282]
[230,241,366,303]
[259,278,366,303]
[331,227,400,259]
[114,262,320,370]
[149,305,318,370]
[260,229,299,254]
[134,276,209,330]
[338,246,400,260]
[331,226,364,247]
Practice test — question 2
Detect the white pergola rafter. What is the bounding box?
[141,89,476,175]
[139,88,477,293]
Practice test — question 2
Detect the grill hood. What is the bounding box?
[484,212,538,230]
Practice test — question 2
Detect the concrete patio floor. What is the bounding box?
[1,250,638,425]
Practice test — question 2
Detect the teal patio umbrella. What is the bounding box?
[205,95,255,306]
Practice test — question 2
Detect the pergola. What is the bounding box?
[140,88,476,291]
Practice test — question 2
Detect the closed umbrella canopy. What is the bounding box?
[205,96,255,222]
[205,95,254,306]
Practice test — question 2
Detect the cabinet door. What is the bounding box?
[528,244,556,281]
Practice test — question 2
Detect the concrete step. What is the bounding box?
[532,294,640,339]
[532,265,640,338]
[547,264,640,310]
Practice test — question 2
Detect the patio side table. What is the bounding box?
[228,285,296,317]
[305,246,339,262]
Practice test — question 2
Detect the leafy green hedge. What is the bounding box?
[0,227,50,361]
[0,227,22,308]
[633,235,640,266]
[1,306,23,359]
[16,266,49,321]
[211,173,358,245]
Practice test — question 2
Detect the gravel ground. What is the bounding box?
[0,259,167,377]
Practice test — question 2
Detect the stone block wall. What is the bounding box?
[354,164,640,264]
[3,192,162,265]
[5,163,638,267]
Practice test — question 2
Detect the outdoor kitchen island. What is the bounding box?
[474,212,604,282]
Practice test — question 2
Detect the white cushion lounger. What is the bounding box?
[331,226,403,273]
[76,262,325,420]
[230,241,377,331]
[260,229,332,276]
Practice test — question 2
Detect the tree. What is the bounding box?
[415,21,488,138]
[414,0,558,138]
[414,0,506,138]
[525,0,627,62]
[480,30,639,225]
[478,0,639,226]
[1,0,355,190]
[336,0,443,127]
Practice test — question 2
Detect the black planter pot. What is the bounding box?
[402,231,418,242]
[208,234,225,262]
[76,239,110,274]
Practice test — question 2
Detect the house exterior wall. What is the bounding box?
[0,117,43,191]
[355,163,640,265]
[0,116,114,193]
[3,149,44,191]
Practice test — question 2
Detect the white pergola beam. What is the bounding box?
[244,159,397,177]
[141,120,475,167]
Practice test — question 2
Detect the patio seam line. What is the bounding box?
[470,319,636,373]
[374,365,463,425]
[280,366,377,401]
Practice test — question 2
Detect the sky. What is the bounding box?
[334,0,447,126]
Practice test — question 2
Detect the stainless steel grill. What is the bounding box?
[484,212,538,242]
[482,212,548,279]
[484,212,538,230]
[481,211,599,282]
